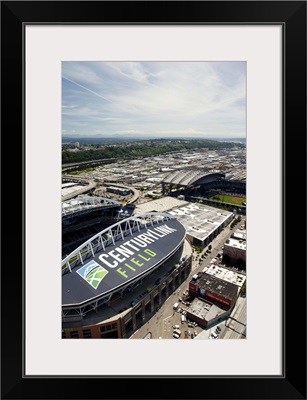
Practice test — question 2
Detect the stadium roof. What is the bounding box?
[62,213,186,309]
[162,170,225,187]
[62,196,121,216]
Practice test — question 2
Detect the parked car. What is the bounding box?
[173,332,180,339]
[173,325,180,330]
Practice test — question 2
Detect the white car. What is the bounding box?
[173,325,180,329]
[173,332,180,339]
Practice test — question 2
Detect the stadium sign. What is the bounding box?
[97,224,177,281]
[62,218,186,306]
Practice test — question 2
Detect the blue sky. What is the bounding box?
[62,61,246,139]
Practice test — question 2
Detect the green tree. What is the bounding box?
[240,280,246,296]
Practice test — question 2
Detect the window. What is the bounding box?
[70,331,79,338]
[100,323,117,333]
[82,329,92,338]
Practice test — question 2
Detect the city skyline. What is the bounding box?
[62,61,246,139]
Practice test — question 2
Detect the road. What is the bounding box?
[221,296,247,339]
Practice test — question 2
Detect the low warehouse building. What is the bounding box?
[189,272,239,310]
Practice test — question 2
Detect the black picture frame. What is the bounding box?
[1,1,306,399]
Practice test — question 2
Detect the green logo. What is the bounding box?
[77,260,109,289]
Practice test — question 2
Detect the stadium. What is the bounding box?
[61,171,244,339]
[62,212,193,338]
[162,170,245,195]
[62,195,137,257]
[161,170,246,214]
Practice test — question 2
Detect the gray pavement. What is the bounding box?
[221,297,247,339]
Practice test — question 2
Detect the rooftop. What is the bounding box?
[136,197,233,242]
[135,196,188,214]
[191,272,239,300]
[168,203,233,241]
[202,265,246,288]
[225,238,247,250]
[62,196,120,216]
[231,229,247,240]
[162,170,225,186]
[61,184,86,197]
[188,298,213,320]
[187,299,225,322]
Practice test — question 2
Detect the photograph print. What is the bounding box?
[61,61,247,340]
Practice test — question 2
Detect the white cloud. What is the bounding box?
[62,61,246,138]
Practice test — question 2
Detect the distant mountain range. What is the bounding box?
[216,138,246,143]
[62,136,246,145]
